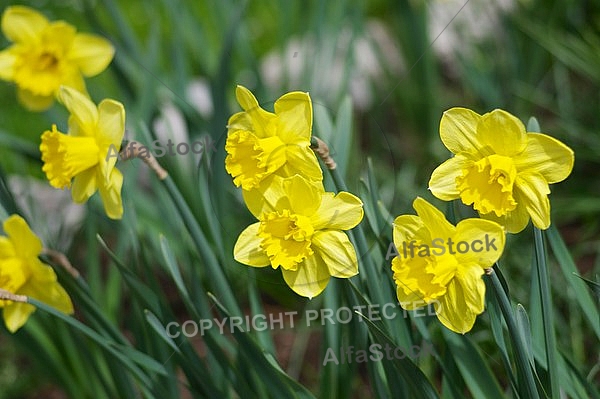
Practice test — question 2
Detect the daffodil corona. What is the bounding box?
[0,6,114,110]
[391,197,505,334]
[234,175,363,298]
[0,215,73,333]
[40,86,125,219]
[225,86,323,191]
[429,108,574,233]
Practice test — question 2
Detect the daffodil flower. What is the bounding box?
[391,197,505,334]
[234,175,363,298]
[0,5,114,111]
[429,108,574,233]
[225,86,323,191]
[40,86,125,220]
[0,215,73,333]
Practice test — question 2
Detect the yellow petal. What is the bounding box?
[312,191,363,231]
[392,215,423,246]
[242,175,287,218]
[23,259,74,315]
[281,254,330,299]
[227,111,252,132]
[274,91,312,143]
[236,85,260,111]
[3,215,42,258]
[436,272,484,334]
[2,302,36,333]
[478,109,527,157]
[42,21,77,48]
[282,144,323,181]
[428,154,473,201]
[235,85,274,137]
[58,86,98,132]
[454,218,505,266]
[0,50,16,80]
[312,231,358,278]
[0,257,27,294]
[97,99,126,173]
[69,33,114,76]
[440,107,486,156]
[17,88,55,111]
[515,173,551,230]
[514,133,574,184]
[1,6,48,43]
[71,168,97,203]
[393,272,430,310]
[413,197,455,239]
[0,236,15,258]
[283,174,321,216]
[233,223,270,267]
[97,168,123,220]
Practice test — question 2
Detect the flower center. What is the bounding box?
[392,248,458,304]
[13,44,69,95]
[40,125,100,189]
[36,51,60,71]
[225,131,287,190]
[456,154,517,217]
[258,209,314,271]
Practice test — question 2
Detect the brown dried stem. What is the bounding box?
[42,248,80,279]
[119,141,169,180]
[310,137,337,170]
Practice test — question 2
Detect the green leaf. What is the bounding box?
[546,226,600,338]
[208,293,316,399]
[354,312,440,399]
[442,330,505,399]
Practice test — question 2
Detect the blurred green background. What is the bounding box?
[0,0,599,397]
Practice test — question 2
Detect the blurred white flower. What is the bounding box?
[259,20,404,110]
[8,176,85,252]
[186,78,214,119]
[429,0,515,73]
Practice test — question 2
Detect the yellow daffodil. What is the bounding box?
[391,197,505,333]
[225,86,323,191]
[429,108,574,233]
[234,175,363,298]
[40,86,125,219]
[0,5,114,111]
[0,215,73,332]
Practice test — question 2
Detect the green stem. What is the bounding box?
[162,175,240,316]
[488,268,540,399]
[534,228,559,399]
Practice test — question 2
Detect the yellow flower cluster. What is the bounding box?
[0,6,124,331]
[389,108,574,333]
[227,86,364,298]
[0,5,576,337]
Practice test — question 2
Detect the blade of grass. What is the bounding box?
[487,267,540,399]
[546,225,600,338]
[534,228,559,399]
